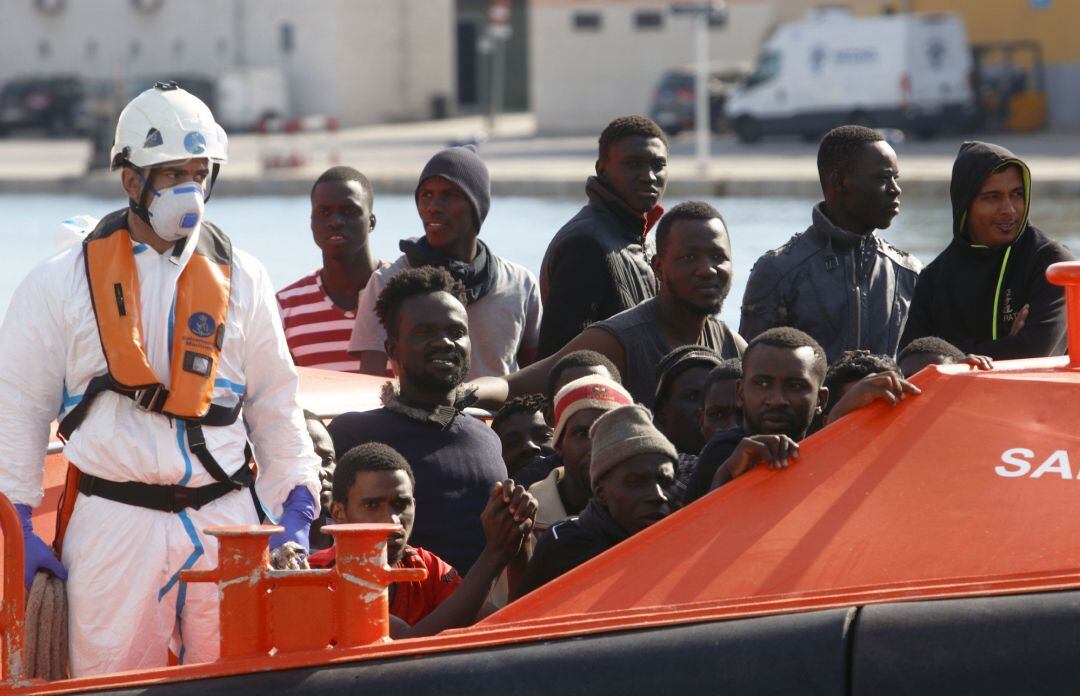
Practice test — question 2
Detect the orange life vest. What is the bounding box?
[82,210,231,419]
[57,210,247,489]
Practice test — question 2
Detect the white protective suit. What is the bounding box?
[0,219,321,677]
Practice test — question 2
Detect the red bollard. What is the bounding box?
[326,524,427,647]
[180,523,427,661]
[1046,262,1080,367]
[181,526,278,659]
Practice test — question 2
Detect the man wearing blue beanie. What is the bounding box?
[349,145,542,379]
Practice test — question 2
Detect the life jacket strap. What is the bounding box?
[58,373,243,442]
[183,420,240,487]
[57,375,248,490]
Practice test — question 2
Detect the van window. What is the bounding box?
[745,50,780,88]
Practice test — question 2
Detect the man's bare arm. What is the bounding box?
[391,481,537,639]
[505,327,626,399]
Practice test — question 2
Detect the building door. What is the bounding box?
[457,17,480,108]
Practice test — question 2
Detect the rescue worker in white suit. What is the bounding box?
[0,83,321,677]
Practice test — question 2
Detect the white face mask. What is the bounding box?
[147,182,205,242]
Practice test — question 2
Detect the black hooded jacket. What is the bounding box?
[901,141,1073,359]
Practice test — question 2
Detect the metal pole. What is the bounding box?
[479,35,493,135]
[233,0,245,69]
[492,36,506,135]
[694,11,709,177]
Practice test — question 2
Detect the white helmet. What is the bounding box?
[110,82,228,170]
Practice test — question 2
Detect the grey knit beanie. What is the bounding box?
[589,404,678,488]
[415,144,491,227]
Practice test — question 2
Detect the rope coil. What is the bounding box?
[24,571,69,681]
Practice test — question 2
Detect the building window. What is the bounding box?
[37,40,51,60]
[34,0,65,15]
[280,23,295,54]
[572,12,601,31]
[130,0,164,11]
[85,39,98,60]
[634,11,662,30]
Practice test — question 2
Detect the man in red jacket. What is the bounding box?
[309,442,536,636]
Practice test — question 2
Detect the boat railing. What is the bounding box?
[1047,261,1080,367]
[0,491,28,687]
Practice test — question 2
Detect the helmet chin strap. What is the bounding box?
[205,162,220,202]
[126,164,157,228]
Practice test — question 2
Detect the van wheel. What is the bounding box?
[733,116,762,143]
[848,110,873,128]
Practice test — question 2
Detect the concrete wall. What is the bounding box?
[400,1,457,120]
[235,0,342,121]
[0,0,454,127]
[529,0,774,134]
[335,0,455,124]
[0,0,239,82]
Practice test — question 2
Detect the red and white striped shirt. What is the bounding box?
[276,266,385,373]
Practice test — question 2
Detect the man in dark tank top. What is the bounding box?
[497,201,746,409]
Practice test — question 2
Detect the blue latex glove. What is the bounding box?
[268,486,316,550]
[15,503,67,590]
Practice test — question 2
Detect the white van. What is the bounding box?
[217,67,288,132]
[725,8,976,142]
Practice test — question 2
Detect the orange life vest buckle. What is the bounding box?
[132,384,166,412]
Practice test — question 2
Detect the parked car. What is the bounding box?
[0,75,88,137]
[649,64,750,136]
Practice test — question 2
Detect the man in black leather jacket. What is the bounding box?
[740,125,922,362]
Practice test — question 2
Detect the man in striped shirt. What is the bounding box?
[277,166,386,372]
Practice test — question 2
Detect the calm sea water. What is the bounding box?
[4,193,1080,328]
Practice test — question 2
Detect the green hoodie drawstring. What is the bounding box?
[991,245,1013,340]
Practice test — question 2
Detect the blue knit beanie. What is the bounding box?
[415,145,491,227]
